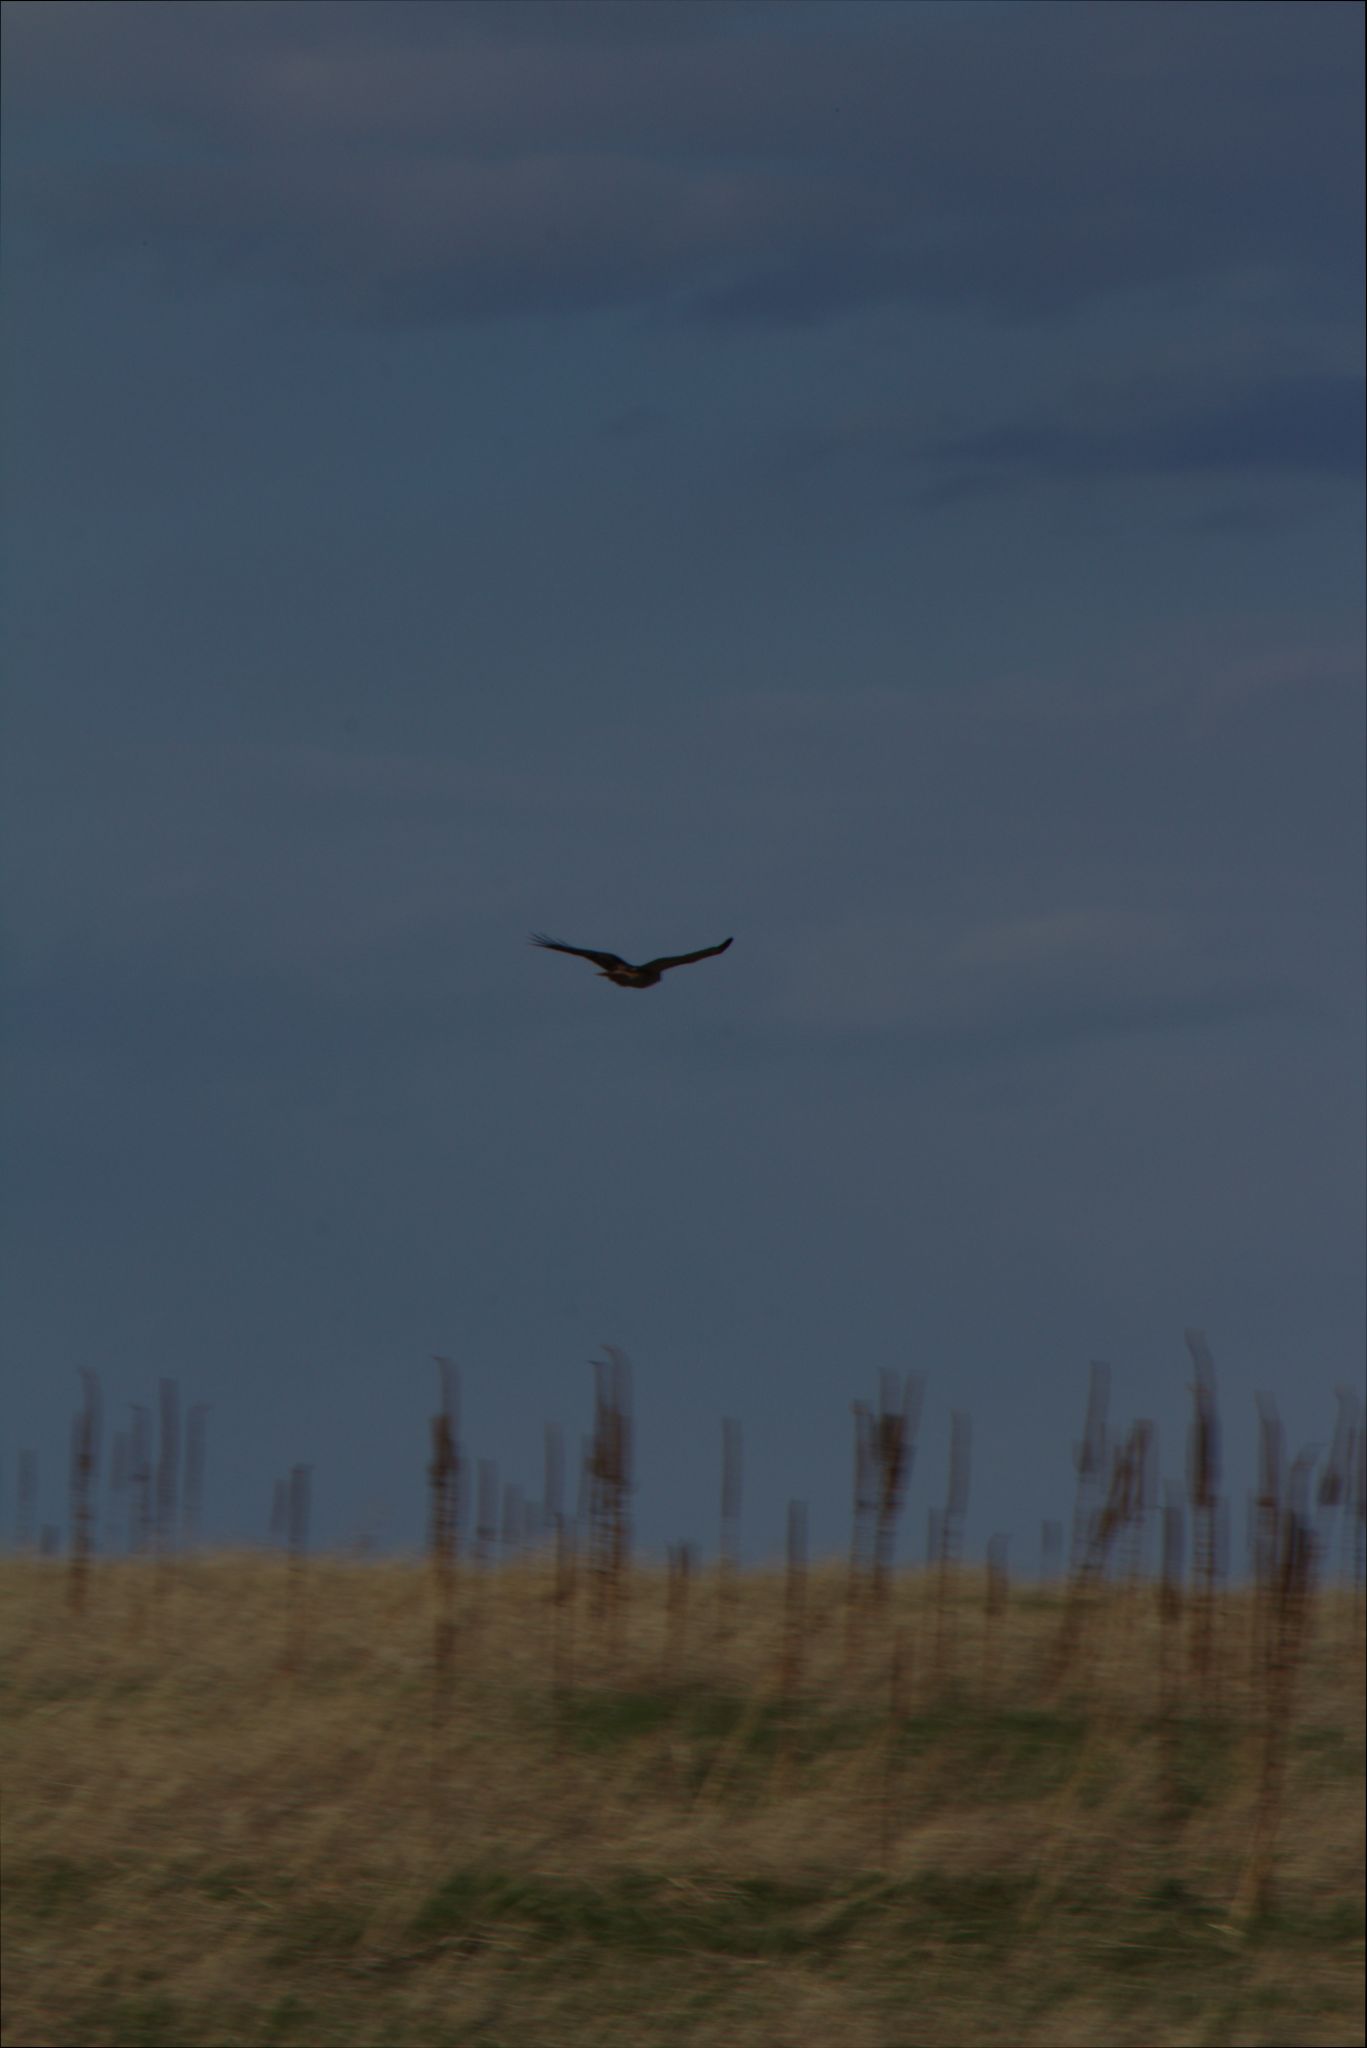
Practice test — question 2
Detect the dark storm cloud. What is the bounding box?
[4,0,1361,325]
[917,367,1367,498]
[2,2,1362,1566]
[9,634,1354,1084]
[753,363,1367,510]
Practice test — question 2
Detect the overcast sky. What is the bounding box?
[3,0,1363,1567]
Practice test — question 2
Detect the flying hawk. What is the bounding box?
[530,933,733,989]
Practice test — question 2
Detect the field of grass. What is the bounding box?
[2,1553,1363,2047]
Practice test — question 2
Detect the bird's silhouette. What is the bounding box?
[530,933,733,989]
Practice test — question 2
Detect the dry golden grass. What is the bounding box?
[2,1553,1363,2047]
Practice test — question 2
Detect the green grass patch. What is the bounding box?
[1158,1714,1241,1815]
[1293,1722,1367,1782]
[412,1867,885,1961]
[192,1863,271,1905]
[896,1703,1090,1801]
[2,1853,108,1919]
[1253,1896,1366,1950]
[260,1994,322,2044]
[98,1995,186,2047]
[896,1868,1036,1948]
[268,1900,369,1965]
[410,1866,1047,1966]
[551,1684,874,1786]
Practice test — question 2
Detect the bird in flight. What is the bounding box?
[530,932,733,989]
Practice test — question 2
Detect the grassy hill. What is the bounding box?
[2,1553,1362,2047]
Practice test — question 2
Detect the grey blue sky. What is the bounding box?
[3,0,1363,1563]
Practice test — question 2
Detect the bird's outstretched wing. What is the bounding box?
[530,933,629,971]
[641,937,734,975]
